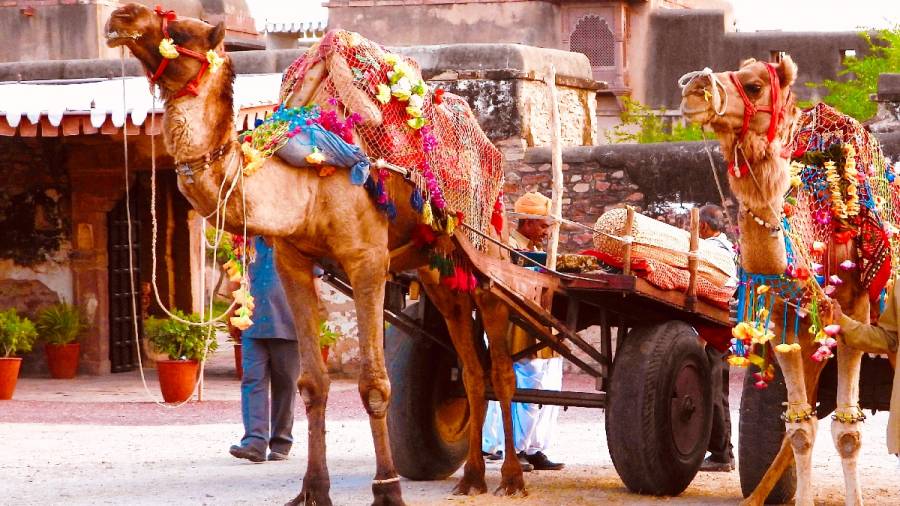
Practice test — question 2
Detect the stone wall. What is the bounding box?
[644,10,875,109]
[0,137,73,301]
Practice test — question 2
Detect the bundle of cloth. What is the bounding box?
[588,208,737,307]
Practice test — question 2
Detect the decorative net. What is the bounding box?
[728,103,897,384]
[277,30,504,250]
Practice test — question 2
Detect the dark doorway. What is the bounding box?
[107,189,143,373]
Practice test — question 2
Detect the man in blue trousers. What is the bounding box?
[229,236,302,463]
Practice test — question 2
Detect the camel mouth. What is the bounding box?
[105,31,141,47]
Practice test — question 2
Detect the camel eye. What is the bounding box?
[744,83,762,95]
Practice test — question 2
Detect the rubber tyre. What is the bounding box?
[738,365,797,503]
[606,320,713,496]
[385,302,469,480]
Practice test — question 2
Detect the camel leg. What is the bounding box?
[774,346,817,506]
[343,254,405,506]
[832,344,865,506]
[474,291,526,497]
[273,242,333,506]
[420,274,488,496]
[742,344,826,506]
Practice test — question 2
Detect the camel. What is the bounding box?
[105,4,529,505]
[681,56,894,505]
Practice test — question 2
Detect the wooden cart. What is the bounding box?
[322,221,892,500]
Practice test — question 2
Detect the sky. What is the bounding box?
[245,0,899,32]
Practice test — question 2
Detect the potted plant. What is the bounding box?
[144,310,220,403]
[36,303,86,379]
[319,320,341,364]
[0,308,38,400]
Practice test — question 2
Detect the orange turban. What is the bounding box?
[513,192,551,217]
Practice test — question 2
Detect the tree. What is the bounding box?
[804,26,900,122]
[606,96,704,144]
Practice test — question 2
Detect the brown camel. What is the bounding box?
[105,4,527,505]
[681,56,892,505]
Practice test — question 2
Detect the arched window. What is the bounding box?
[569,15,615,69]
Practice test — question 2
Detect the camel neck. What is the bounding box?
[162,62,235,164]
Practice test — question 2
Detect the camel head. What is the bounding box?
[105,3,226,97]
[680,57,798,165]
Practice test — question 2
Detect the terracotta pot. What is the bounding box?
[321,346,329,364]
[0,357,22,400]
[45,343,80,379]
[156,359,199,403]
[233,343,243,380]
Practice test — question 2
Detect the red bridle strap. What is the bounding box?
[147,5,217,99]
[728,63,783,143]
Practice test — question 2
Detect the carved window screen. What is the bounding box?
[570,15,615,69]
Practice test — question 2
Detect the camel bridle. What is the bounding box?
[728,63,792,145]
[146,5,221,99]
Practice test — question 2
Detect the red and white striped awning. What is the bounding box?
[0,74,282,137]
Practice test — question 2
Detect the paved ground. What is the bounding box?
[2,341,898,505]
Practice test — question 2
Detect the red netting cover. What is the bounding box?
[279,30,504,250]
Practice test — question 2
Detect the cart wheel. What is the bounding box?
[738,365,796,503]
[386,302,469,480]
[606,320,713,495]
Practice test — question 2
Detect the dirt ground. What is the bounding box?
[2,345,898,505]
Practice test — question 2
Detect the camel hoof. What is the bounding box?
[284,492,333,506]
[371,480,405,506]
[493,479,527,497]
[450,477,488,496]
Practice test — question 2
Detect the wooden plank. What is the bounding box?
[0,119,16,136]
[61,116,82,136]
[621,206,635,275]
[633,276,729,325]
[687,207,700,309]
[81,117,98,135]
[545,65,563,271]
[39,117,59,137]
[18,119,38,137]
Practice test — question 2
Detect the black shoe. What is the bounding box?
[229,444,265,463]
[482,450,502,461]
[515,452,534,472]
[522,451,564,471]
[700,456,734,472]
[268,450,289,461]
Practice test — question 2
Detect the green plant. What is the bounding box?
[0,308,38,358]
[319,320,342,348]
[803,26,900,121]
[36,303,86,345]
[144,310,221,361]
[204,227,235,265]
[606,96,705,144]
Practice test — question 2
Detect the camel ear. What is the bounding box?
[208,21,226,48]
[776,55,797,88]
[739,58,757,68]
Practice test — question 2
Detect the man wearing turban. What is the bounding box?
[482,191,565,471]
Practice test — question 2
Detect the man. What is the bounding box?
[482,192,565,472]
[827,291,900,456]
[229,237,302,463]
[698,204,737,472]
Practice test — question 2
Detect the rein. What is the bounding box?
[147,5,220,99]
[728,63,792,145]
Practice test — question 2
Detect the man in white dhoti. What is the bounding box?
[482,192,565,471]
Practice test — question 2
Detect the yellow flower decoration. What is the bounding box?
[406,117,426,130]
[159,38,179,59]
[383,53,399,65]
[305,147,326,165]
[731,322,753,340]
[241,142,265,176]
[405,106,423,118]
[206,50,224,73]
[727,356,750,367]
[775,343,801,353]
[756,285,770,295]
[375,83,392,104]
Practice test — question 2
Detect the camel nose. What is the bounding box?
[682,75,711,98]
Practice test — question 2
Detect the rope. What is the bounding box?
[119,51,243,407]
[678,67,728,116]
